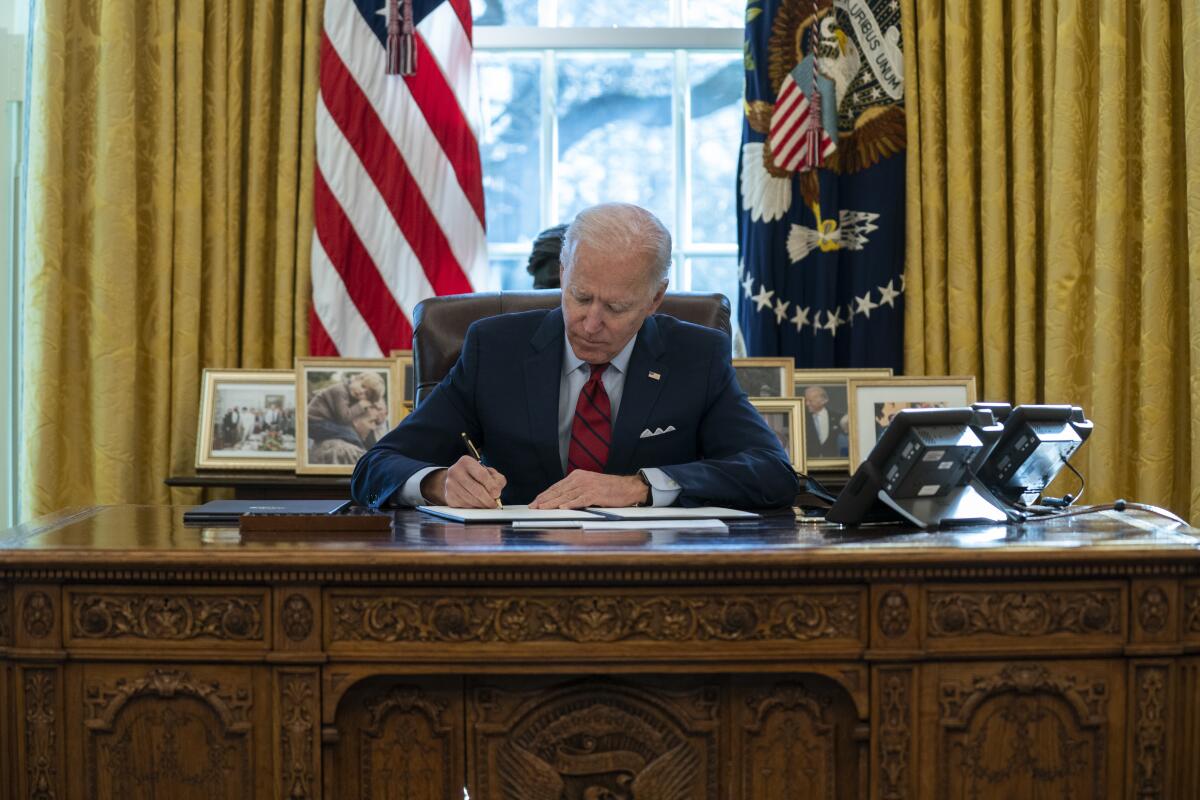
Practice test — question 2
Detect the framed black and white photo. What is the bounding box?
[749,398,806,471]
[195,369,297,470]
[295,358,403,475]
[733,357,795,398]
[847,376,977,470]
[793,368,892,470]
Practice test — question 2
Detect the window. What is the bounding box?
[0,0,27,527]
[472,0,742,310]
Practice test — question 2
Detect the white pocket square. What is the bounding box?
[640,425,676,439]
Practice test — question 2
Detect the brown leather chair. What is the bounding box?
[412,289,731,405]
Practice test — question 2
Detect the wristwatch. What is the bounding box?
[633,470,652,507]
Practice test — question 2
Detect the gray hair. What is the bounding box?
[561,203,672,285]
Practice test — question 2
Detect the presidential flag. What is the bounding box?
[738,0,905,370]
[311,0,490,357]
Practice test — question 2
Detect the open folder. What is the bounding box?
[415,504,757,524]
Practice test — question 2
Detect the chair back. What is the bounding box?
[412,289,731,405]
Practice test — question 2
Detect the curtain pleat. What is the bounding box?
[904,0,1200,520]
[22,0,321,516]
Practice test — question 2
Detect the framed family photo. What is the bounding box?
[846,376,977,470]
[195,369,297,470]
[749,398,806,471]
[733,357,795,398]
[295,358,403,475]
[793,368,893,470]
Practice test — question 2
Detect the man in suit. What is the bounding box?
[802,385,846,459]
[351,203,798,509]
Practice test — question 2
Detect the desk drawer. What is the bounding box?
[64,586,271,653]
[325,586,868,662]
[920,581,1127,655]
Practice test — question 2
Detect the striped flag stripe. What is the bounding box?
[772,109,812,167]
[310,233,387,358]
[314,96,441,316]
[313,0,487,356]
[404,36,485,221]
[324,7,487,227]
[313,171,411,354]
[443,0,473,40]
[319,42,474,298]
[415,0,481,137]
[308,305,341,358]
[324,3,486,253]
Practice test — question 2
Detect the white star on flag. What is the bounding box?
[773,298,790,324]
[824,306,844,336]
[752,285,775,311]
[878,280,900,307]
[741,271,756,300]
[854,292,878,318]
[790,305,811,332]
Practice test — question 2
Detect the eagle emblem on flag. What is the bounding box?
[737,0,906,368]
[741,0,905,232]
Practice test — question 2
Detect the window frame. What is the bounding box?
[474,25,742,291]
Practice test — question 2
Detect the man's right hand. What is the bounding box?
[420,456,507,507]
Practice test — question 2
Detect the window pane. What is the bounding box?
[555,0,670,28]
[555,53,675,231]
[477,54,542,244]
[688,53,741,245]
[683,0,742,27]
[492,257,533,290]
[686,256,738,311]
[471,0,538,26]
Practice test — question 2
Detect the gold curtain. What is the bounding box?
[22,0,322,516]
[902,0,1200,520]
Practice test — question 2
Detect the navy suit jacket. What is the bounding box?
[351,308,799,509]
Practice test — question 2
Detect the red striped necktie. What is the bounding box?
[567,363,611,473]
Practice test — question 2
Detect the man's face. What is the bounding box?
[804,387,828,413]
[560,241,666,364]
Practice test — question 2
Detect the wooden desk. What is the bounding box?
[1,505,1198,799]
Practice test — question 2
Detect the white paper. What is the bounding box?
[416,504,607,523]
[585,505,759,520]
[511,518,728,531]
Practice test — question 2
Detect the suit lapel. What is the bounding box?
[524,309,566,485]
[608,316,667,475]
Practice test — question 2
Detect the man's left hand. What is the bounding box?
[530,471,648,509]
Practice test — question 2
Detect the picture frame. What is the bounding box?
[389,349,416,409]
[793,368,894,471]
[295,358,403,475]
[733,357,795,398]
[847,376,978,471]
[195,369,298,471]
[749,398,806,472]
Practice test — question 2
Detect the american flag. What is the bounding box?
[311,0,490,357]
[768,70,835,174]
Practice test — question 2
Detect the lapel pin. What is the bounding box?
[648,371,661,381]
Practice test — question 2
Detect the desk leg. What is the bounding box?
[278,668,321,800]
[872,665,916,800]
[15,664,63,800]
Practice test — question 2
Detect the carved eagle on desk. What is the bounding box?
[497,738,699,800]
[741,0,906,224]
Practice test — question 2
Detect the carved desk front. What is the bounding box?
[0,505,1198,799]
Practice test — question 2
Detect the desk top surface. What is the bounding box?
[0,505,1196,576]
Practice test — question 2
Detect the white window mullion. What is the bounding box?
[673,48,689,290]
[542,49,557,229]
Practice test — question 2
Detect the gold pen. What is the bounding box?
[461,432,503,509]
